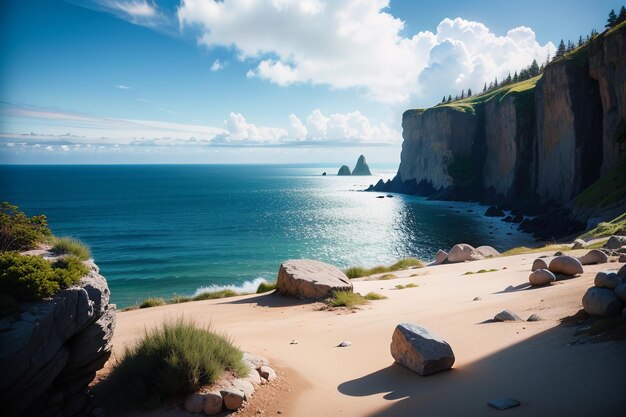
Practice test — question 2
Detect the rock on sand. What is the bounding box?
[277,259,352,299]
[390,323,455,376]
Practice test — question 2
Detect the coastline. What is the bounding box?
[111,249,626,416]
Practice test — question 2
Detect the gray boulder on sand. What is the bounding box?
[614,283,626,303]
[475,245,500,258]
[220,388,245,410]
[277,259,352,299]
[531,258,548,271]
[529,269,556,286]
[493,310,522,322]
[447,243,483,263]
[337,165,351,176]
[390,323,455,376]
[202,392,223,416]
[582,287,623,316]
[579,249,609,265]
[594,271,622,289]
[605,235,626,249]
[352,154,372,176]
[572,239,586,249]
[548,255,583,276]
[434,249,448,265]
[184,393,205,413]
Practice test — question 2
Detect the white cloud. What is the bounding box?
[210,59,224,72]
[116,84,132,89]
[178,0,555,105]
[287,113,307,140]
[111,0,157,17]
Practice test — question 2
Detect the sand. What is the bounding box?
[111,251,626,417]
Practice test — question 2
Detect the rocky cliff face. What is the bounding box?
[0,258,116,417]
[373,24,626,237]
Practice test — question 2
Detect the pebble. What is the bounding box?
[337,341,352,347]
[488,398,521,410]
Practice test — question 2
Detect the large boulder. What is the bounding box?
[531,258,549,271]
[548,256,583,276]
[618,264,626,281]
[352,155,372,176]
[202,392,223,416]
[615,283,626,303]
[390,323,455,376]
[529,269,556,286]
[447,244,482,263]
[484,206,505,217]
[337,165,351,176]
[579,249,609,265]
[277,259,352,299]
[434,249,448,265]
[475,246,500,258]
[0,259,115,417]
[572,239,586,249]
[582,287,623,316]
[594,271,622,289]
[605,235,626,249]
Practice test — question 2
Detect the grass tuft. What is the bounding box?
[463,268,499,275]
[378,274,397,280]
[364,292,387,300]
[501,244,570,256]
[139,297,166,309]
[51,236,91,260]
[344,258,423,279]
[192,289,239,301]
[395,283,419,290]
[256,281,277,293]
[99,318,246,410]
[326,291,368,308]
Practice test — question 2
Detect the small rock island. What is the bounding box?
[337,155,371,176]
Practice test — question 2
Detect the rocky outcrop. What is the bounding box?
[337,165,351,176]
[0,260,116,417]
[352,155,372,175]
[276,259,352,299]
[368,24,626,239]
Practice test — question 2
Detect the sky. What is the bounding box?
[0,0,620,164]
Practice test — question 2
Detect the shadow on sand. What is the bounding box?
[337,321,626,417]
[216,292,316,308]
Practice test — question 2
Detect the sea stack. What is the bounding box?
[337,165,352,176]
[352,155,372,176]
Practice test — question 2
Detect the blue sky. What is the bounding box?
[0,0,619,164]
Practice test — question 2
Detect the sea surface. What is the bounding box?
[0,164,536,307]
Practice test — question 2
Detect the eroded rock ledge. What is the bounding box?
[0,259,116,417]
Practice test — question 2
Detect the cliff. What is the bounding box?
[0,257,116,417]
[372,23,626,239]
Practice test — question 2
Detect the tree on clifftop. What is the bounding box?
[556,39,566,56]
[607,9,617,28]
[467,88,472,97]
[529,59,540,77]
[619,6,626,23]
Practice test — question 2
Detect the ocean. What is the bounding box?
[0,164,536,307]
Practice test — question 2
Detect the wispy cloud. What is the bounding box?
[116,84,132,89]
[210,59,224,72]
[110,0,157,18]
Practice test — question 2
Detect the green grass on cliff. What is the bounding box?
[579,212,626,240]
[574,156,626,210]
[100,318,246,410]
[51,237,91,260]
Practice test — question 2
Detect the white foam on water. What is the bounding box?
[193,277,269,297]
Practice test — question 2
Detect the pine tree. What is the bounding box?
[556,39,566,56]
[442,96,446,103]
[461,89,465,99]
[578,35,584,47]
[619,6,626,23]
[467,88,472,97]
[448,94,452,102]
[488,81,493,90]
[529,59,540,77]
[483,83,487,93]
[506,73,512,84]
[494,77,498,88]
[513,71,518,82]
[607,9,617,28]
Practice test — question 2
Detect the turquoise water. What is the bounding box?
[0,165,535,307]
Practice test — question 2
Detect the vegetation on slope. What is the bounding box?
[0,202,51,251]
[579,212,626,240]
[574,156,626,210]
[51,237,91,260]
[344,258,423,279]
[100,318,246,409]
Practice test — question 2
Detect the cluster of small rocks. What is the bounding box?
[582,265,626,317]
[492,310,542,322]
[528,255,584,286]
[433,243,500,265]
[183,352,277,415]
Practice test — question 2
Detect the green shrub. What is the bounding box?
[344,258,423,279]
[395,283,418,290]
[501,244,570,256]
[51,237,91,260]
[0,252,86,301]
[463,269,498,275]
[0,202,51,251]
[192,289,239,301]
[256,281,277,293]
[327,291,368,308]
[364,292,387,300]
[0,293,20,317]
[169,296,192,304]
[379,274,397,280]
[139,297,166,309]
[101,318,247,409]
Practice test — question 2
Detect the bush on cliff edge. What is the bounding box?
[0,202,51,252]
[101,318,247,409]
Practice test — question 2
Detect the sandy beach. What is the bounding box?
[112,251,626,417]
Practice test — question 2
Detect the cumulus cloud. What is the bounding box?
[178,0,554,105]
